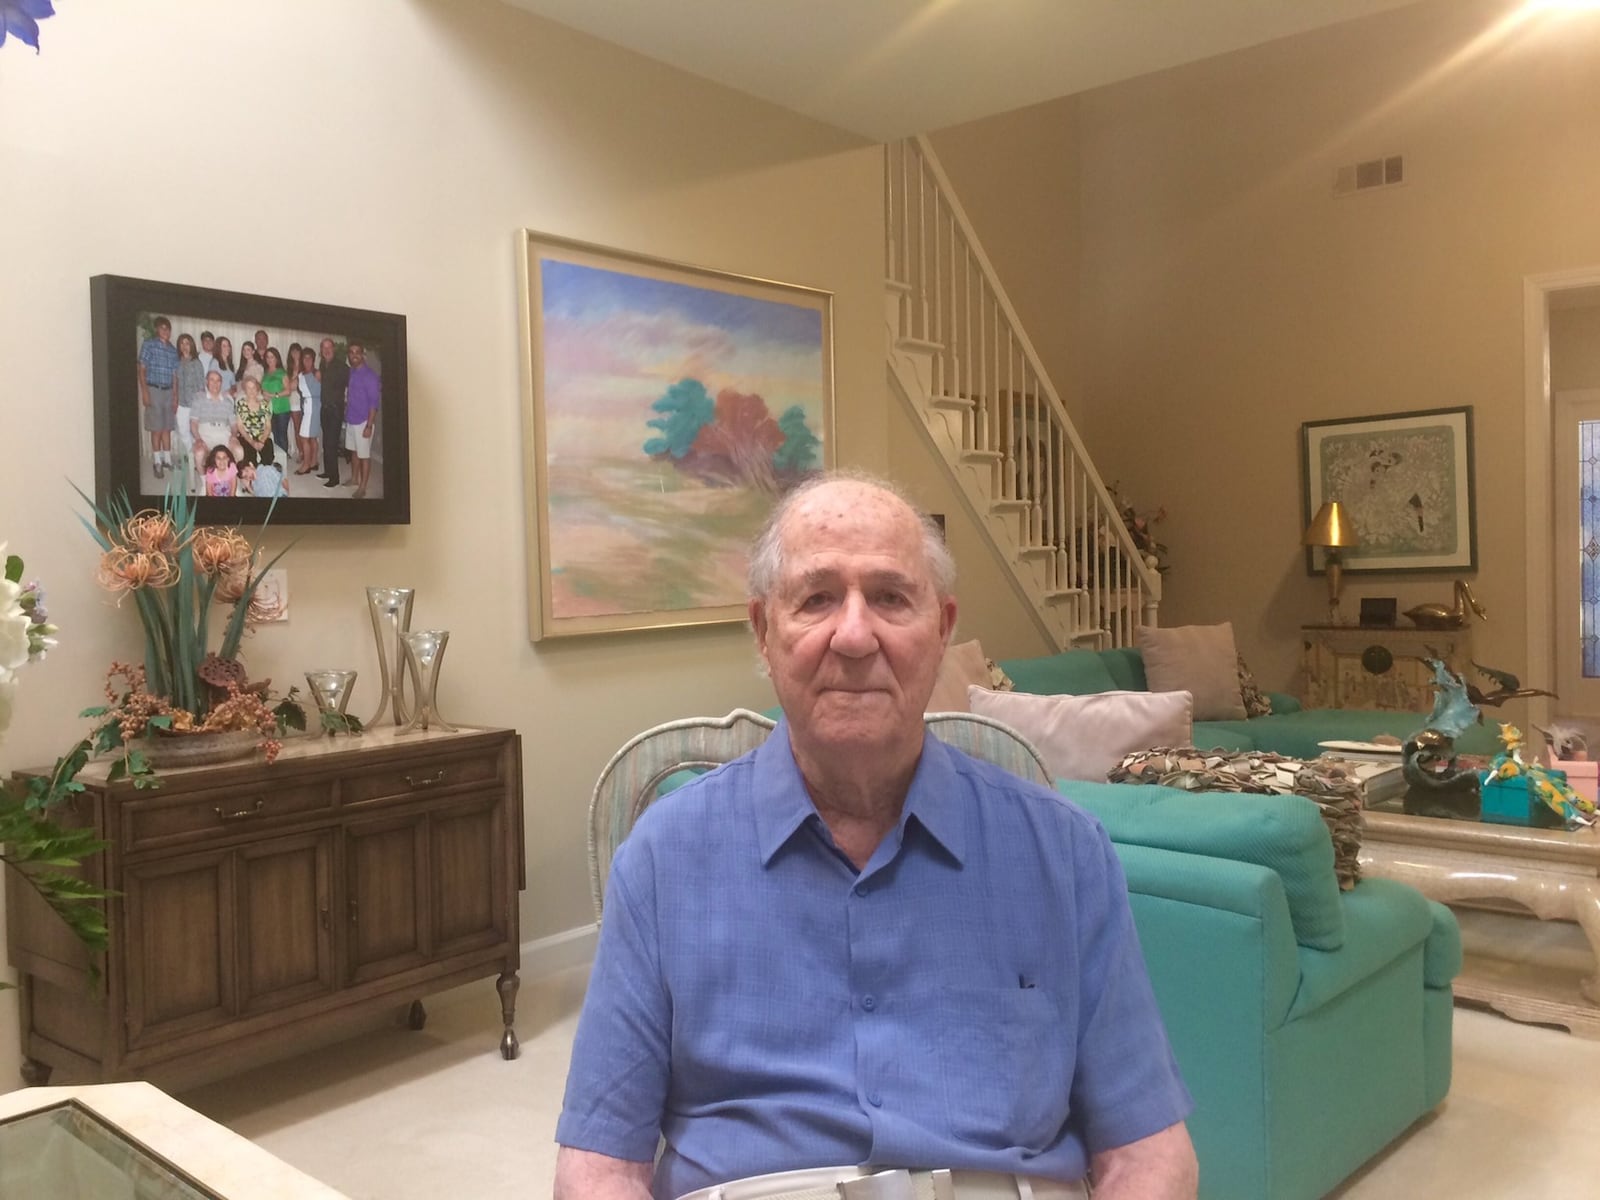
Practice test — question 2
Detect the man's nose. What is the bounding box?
[829,590,879,658]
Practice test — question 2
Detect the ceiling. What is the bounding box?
[499,0,1427,140]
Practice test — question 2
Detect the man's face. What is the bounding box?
[750,482,955,760]
[321,339,335,362]
[254,331,268,354]
[201,334,214,352]
[348,345,365,368]
[156,322,171,343]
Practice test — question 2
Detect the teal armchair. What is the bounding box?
[1065,781,1458,1200]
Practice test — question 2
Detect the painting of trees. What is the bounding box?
[643,380,821,494]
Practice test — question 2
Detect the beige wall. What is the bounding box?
[0,0,885,1087]
[932,0,1600,692]
[1552,305,1600,392]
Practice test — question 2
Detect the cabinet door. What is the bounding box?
[123,849,236,1050]
[343,812,430,986]
[431,791,509,958]
[238,830,337,1014]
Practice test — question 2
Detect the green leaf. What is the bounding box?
[4,554,21,583]
[107,759,127,783]
[146,715,173,731]
[125,749,152,776]
[79,705,111,719]
[274,697,307,733]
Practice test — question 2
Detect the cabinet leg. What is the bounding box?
[497,970,520,1060]
[408,999,427,1031]
[20,1057,52,1087]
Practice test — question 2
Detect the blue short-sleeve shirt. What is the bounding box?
[556,725,1191,1200]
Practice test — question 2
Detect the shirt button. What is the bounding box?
[861,995,876,1012]
[854,883,869,897]
[867,1092,883,1107]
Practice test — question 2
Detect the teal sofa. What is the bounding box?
[997,646,1499,758]
[1064,780,1458,1200]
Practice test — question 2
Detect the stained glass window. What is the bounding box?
[1583,420,1600,678]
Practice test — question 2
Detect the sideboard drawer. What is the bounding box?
[122,780,337,852]
[339,750,503,808]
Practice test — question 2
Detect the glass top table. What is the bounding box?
[0,1100,222,1199]
[0,1083,349,1200]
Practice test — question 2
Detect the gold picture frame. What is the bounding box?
[516,230,835,641]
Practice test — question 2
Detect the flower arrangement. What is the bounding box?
[1107,481,1170,575]
[1,543,111,982]
[77,485,304,770]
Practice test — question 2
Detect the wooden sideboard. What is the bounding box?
[1301,624,1472,711]
[6,725,524,1087]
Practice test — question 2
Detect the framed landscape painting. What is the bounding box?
[516,231,835,640]
[1301,406,1477,575]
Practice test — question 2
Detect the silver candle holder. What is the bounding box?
[305,669,359,735]
[398,629,457,734]
[365,586,414,726]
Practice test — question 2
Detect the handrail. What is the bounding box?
[885,136,1161,643]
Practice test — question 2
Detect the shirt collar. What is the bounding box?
[752,723,968,867]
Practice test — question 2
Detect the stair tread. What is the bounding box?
[897,335,944,352]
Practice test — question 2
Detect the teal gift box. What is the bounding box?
[1477,770,1567,828]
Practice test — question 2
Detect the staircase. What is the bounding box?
[884,136,1161,650]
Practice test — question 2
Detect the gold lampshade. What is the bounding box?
[1302,501,1359,549]
[1303,501,1359,625]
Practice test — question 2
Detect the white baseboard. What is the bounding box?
[521,924,598,978]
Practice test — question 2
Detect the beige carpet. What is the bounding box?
[178,966,1600,1199]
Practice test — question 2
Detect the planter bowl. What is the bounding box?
[134,729,262,769]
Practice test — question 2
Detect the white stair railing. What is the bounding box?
[885,135,1161,647]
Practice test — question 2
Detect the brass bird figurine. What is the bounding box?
[1466,661,1557,709]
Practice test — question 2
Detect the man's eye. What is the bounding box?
[800,592,833,610]
[876,591,908,607]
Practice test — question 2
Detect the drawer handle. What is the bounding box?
[213,799,266,821]
[405,769,447,789]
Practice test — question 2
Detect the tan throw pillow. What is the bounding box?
[1136,622,1248,721]
[968,686,1194,782]
[927,639,995,713]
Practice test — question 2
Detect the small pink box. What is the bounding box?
[1552,758,1599,807]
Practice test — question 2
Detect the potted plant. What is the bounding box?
[77,485,305,774]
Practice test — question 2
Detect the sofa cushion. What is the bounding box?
[926,639,995,712]
[968,687,1193,782]
[996,649,1119,696]
[1063,780,1346,951]
[1100,646,1148,692]
[1136,623,1248,721]
[1192,721,1258,752]
[1289,878,1433,1019]
[1209,708,1501,760]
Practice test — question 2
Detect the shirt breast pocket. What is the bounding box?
[932,985,1069,1150]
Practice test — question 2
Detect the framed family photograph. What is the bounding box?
[516,230,835,640]
[90,274,410,525]
[1301,406,1477,575]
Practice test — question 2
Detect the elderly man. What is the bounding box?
[555,472,1197,1200]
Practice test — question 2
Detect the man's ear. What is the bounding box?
[939,597,958,648]
[748,599,769,658]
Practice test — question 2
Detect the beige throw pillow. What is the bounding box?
[926,639,994,713]
[968,686,1194,782]
[1136,623,1248,721]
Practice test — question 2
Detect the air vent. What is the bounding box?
[1333,154,1405,197]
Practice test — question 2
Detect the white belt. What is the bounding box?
[677,1165,1089,1200]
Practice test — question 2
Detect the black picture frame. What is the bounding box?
[90,274,410,525]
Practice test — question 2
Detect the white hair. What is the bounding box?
[745,469,957,603]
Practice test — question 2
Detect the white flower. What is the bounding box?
[0,675,14,739]
[0,576,31,675]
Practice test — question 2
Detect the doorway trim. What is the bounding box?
[1524,265,1600,731]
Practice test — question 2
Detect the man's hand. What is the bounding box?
[553,1146,652,1200]
[1089,1121,1198,1199]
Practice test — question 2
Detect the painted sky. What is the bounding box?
[539,257,825,461]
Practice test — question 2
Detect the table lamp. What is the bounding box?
[1303,501,1359,624]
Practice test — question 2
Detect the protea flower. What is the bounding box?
[120,511,181,556]
[190,528,251,577]
[1,1,56,53]
[96,547,179,593]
